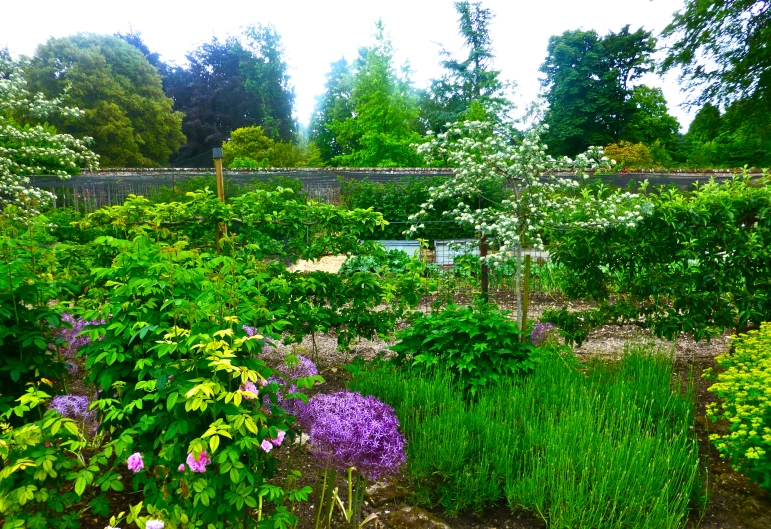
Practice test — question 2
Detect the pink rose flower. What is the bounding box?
[178,464,185,472]
[260,439,273,453]
[127,452,144,472]
[271,430,286,446]
[186,450,211,473]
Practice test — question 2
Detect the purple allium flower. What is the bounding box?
[126,452,144,472]
[277,355,318,381]
[530,322,558,347]
[178,464,185,472]
[52,314,105,360]
[260,439,274,453]
[271,430,286,446]
[242,325,259,338]
[50,395,99,436]
[186,450,211,473]
[64,360,79,375]
[300,391,406,480]
[145,521,164,529]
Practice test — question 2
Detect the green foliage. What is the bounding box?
[164,26,295,165]
[339,175,473,238]
[421,1,512,132]
[705,322,771,489]
[389,303,537,393]
[324,21,423,168]
[339,248,413,276]
[547,172,771,341]
[540,26,664,156]
[24,34,185,167]
[661,1,771,115]
[222,126,313,168]
[350,344,702,526]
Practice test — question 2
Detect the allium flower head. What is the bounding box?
[52,314,104,359]
[530,322,558,347]
[186,450,211,473]
[50,394,99,435]
[300,391,406,480]
[126,452,144,472]
[277,355,318,381]
[145,521,164,529]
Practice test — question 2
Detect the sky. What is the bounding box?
[2,0,696,130]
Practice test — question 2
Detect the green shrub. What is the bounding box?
[706,322,771,489]
[339,248,412,276]
[350,344,702,527]
[389,303,536,393]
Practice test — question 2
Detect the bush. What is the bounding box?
[706,322,771,489]
[349,344,702,526]
[339,248,412,276]
[389,303,537,393]
[603,141,654,169]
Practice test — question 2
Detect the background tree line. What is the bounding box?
[4,0,769,169]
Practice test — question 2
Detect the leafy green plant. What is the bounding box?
[350,343,702,527]
[705,322,771,489]
[550,171,771,340]
[389,303,536,393]
[339,248,412,276]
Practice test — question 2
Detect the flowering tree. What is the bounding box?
[410,120,648,330]
[0,51,98,217]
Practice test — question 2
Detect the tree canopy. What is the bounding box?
[661,1,770,113]
[313,21,423,168]
[421,1,511,132]
[24,34,185,167]
[539,26,674,157]
[164,25,295,165]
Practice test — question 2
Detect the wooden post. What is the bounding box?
[213,148,226,251]
[480,235,489,302]
[521,254,532,343]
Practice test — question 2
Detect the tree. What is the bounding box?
[308,58,354,163]
[421,1,511,132]
[115,30,164,70]
[539,27,657,156]
[624,86,680,147]
[0,51,98,216]
[326,21,423,167]
[24,34,185,167]
[411,120,630,331]
[661,1,771,113]
[165,26,296,165]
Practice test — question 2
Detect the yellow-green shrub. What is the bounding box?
[706,322,771,489]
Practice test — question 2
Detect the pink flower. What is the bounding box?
[271,430,286,446]
[239,381,258,400]
[126,452,144,472]
[178,464,185,472]
[260,439,273,453]
[186,450,211,473]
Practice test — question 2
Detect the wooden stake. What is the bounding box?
[521,254,531,343]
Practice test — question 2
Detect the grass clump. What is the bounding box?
[349,343,702,528]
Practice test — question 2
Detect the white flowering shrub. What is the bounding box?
[411,120,650,328]
[0,52,98,217]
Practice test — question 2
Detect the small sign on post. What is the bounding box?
[212,148,225,202]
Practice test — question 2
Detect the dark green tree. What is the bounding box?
[661,1,771,113]
[539,26,658,156]
[164,26,295,165]
[421,1,510,132]
[25,34,185,167]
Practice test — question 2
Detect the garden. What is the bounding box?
[3,54,771,529]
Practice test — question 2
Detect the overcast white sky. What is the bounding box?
[2,0,695,130]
